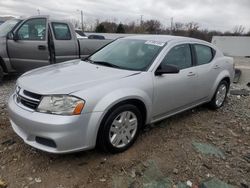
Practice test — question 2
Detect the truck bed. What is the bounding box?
[78,39,112,58]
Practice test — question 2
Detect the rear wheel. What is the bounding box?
[209,80,229,109]
[97,104,142,153]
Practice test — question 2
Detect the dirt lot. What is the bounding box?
[0,59,250,188]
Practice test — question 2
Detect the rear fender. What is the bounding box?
[209,70,231,100]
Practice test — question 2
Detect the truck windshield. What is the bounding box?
[88,39,165,71]
[0,19,21,37]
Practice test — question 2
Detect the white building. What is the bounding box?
[212,36,250,57]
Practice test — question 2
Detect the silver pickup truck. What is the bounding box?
[0,16,111,81]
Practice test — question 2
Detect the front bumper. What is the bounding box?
[8,94,103,154]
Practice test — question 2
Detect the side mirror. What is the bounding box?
[155,64,180,76]
[6,31,14,40]
[13,32,19,41]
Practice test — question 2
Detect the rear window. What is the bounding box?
[52,22,71,40]
[194,44,215,65]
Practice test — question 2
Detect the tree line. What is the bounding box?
[93,19,250,42]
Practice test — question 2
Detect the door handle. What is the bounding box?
[213,65,220,69]
[38,45,46,50]
[187,72,196,77]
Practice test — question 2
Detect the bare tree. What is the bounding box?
[173,22,185,31]
[246,29,250,36]
[100,21,117,33]
[185,22,200,31]
[233,25,245,35]
[142,19,162,34]
[125,22,136,33]
[68,19,80,29]
[91,17,247,41]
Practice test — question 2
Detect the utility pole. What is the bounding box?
[140,15,143,26]
[77,9,84,31]
[80,10,84,31]
[170,17,174,35]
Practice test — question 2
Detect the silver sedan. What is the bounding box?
[8,35,235,153]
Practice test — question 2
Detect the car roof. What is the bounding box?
[123,35,205,44]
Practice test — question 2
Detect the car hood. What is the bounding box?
[17,60,141,94]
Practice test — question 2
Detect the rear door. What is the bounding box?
[50,22,79,63]
[191,43,218,100]
[7,17,50,72]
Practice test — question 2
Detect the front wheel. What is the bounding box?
[208,80,229,109]
[97,104,142,153]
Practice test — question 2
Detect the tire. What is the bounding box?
[208,80,229,109]
[97,104,143,153]
[0,66,4,83]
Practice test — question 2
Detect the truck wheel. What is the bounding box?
[0,66,4,83]
[97,104,142,153]
[208,80,229,109]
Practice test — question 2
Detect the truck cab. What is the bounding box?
[0,16,111,81]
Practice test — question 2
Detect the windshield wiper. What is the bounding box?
[84,58,93,63]
[91,61,122,69]
[83,58,123,69]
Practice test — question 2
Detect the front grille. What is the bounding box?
[16,87,42,110]
[23,90,42,100]
[19,96,39,109]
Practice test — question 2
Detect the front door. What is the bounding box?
[7,18,49,72]
[152,44,198,120]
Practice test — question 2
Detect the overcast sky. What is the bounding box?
[1,0,250,32]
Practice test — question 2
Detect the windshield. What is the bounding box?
[88,39,165,71]
[0,19,21,37]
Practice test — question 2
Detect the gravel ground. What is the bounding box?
[0,60,250,188]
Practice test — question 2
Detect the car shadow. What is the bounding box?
[31,148,109,169]
[35,104,215,161]
[0,74,20,85]
[142,104,211,133]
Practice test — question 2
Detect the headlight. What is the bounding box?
[37,95,85,115]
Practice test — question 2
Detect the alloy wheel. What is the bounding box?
[109,111,138,148]
[215,84,227,107]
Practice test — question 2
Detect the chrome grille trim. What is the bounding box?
[19,90,40,102]
[15,87,42,110]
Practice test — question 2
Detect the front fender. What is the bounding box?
[93,88,152,124]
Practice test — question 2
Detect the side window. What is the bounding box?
[194,44,214,65]
[161,44,192,70]
[52,23,71,40]
[17,18,46,40]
